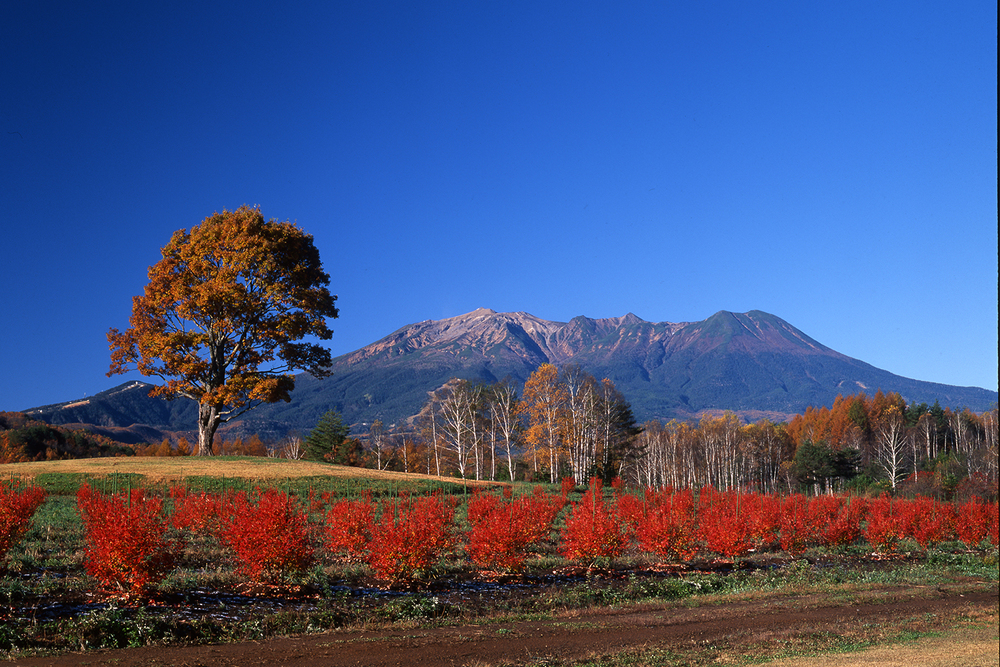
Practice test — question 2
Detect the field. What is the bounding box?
[0,458,997,666]
[0,456,496,485]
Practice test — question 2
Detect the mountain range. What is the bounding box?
[24,309,998,441]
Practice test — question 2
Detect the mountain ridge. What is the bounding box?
[22,308,998,439]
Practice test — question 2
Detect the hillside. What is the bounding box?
[24,308,998,436]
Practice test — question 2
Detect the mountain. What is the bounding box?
[24,309,998,437]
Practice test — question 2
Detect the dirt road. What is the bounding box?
[10,583,997,667]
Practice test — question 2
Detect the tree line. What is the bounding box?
[13,360,993,501]
[303,365,998,500]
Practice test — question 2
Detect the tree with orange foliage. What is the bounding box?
[522,364,568,483]
[107,207,339,456]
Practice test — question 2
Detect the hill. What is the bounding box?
[24,308,998,436]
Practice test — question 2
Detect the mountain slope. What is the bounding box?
[25,308,997,435]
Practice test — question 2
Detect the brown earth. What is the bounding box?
[8,583,997,667]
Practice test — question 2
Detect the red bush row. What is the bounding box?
[68,484,1000,596]
[579,486,999,562]
[0,483,46,560]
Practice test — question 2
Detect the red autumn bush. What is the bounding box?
[0,483,47,560]
[747,493,781,548]
[76,484,179,596]
[218,489,316,583]
[902,496,956,549]
[560,481,629,564]
[954,498,996,548]
[634,488,699,563]
[169,486,226,536]
[864,495,907,554]
[466,489,502,526]
[777,493,825,556]
[466,488,563,573]
[698,488,758,558]
[820,496,866,547]
[365,492,457,584]
[324,495,375,563]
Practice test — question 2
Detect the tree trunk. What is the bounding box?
[197,402,222,456]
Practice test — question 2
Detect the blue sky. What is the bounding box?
[2,1,996,412]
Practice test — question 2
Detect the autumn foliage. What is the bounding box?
[169,486,226,536]
[560,480,630,564]
[465,488,564,572]
[26,474,1000,600]
[0,483,47,560]
[107,206,339,455]
[217,489,317,583]
[630,488,700,563]
[324,495,375,563]
[363,493,457,584]
[76,484,180,596]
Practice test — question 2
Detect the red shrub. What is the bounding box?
[954,499,995,548]
[561,477,577,498]
[169,486,225,536]
[324,495,375,563]
[614,492,646,532]
[821,496,866,547]
[864,495,906,554]
[903,496,955,549]
[218,489,316,583]
[744,493,780,548]
[778,494,824,556]
[465,489,563,573]
[634,488,699,563]
[466,490,502,526]
[698,488,757,559]
[560,481,629,564]
[77,484,179,596]
[0,483,46,559]
[365,493,457,584]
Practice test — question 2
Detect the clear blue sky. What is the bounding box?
[2,1,996,412]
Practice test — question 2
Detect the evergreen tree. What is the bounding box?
[304,410,350,462]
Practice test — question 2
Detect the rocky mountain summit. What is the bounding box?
[27,308,998,438]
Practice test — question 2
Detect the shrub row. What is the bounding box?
[2,481,998,598]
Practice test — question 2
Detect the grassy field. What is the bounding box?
[0,456,504,485]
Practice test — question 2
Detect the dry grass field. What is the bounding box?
[0,456,501,486]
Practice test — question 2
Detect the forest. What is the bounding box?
[382,364,998,500]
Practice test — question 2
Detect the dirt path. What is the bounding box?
[9,585,997,667]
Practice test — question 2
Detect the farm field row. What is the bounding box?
[0,459,997,663]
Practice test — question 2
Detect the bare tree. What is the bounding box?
[487,378,522,482]
[369,420,389,470]
[416,392,443,476]
[874,405,908,489]
[437,379,482,479]
[280,433,304,460]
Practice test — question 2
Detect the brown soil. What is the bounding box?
[9,583,997,667]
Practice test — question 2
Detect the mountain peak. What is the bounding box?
[26,308,998,435]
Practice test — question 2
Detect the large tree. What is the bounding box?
[107,206,339,455]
